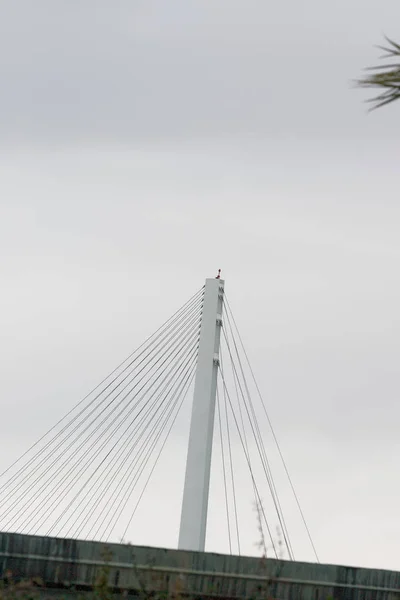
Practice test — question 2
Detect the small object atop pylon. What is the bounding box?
[216,269,221,279]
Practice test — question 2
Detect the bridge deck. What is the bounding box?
[1,532,399,599]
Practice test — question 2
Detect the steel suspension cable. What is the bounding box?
[221,326,294,561]
[222,318,294,554]
[64,347,200,539]
[224,335,260,545]
[63,345,200,539]
[11,323,201,534]
[25,333,201,537]
[219,349,240,555]
[1,309,202,530]
[98,359,198,541]
[120,367,196,542]
[0,294,204,506]
[53,351,198,540]
[218,364,278,559]
[216,384,233,555]
[223,313,294,560]
[224,295,319,563]
[0,287,204,484]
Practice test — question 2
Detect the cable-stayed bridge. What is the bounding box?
[0,276,399,599]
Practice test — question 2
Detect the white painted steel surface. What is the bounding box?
[178,277,224,552]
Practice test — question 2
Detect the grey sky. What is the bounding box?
[1,0,400,572]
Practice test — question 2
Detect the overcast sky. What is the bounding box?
[1,0,400,573]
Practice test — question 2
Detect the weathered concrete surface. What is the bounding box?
[1,531,400,599]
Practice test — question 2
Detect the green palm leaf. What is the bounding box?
[357,36,400,110]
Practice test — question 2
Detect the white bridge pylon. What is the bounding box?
[178,276,224,552]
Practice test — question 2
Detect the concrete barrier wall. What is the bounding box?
[1,532,400,599]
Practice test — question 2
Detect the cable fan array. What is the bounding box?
[212,295,319,563]
[0,287,204,542]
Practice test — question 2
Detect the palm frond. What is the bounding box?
[357,36,400,110]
